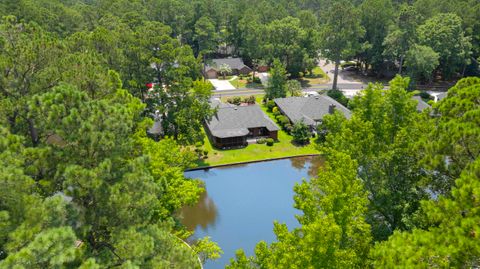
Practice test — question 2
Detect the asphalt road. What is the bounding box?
[212,83,366,97]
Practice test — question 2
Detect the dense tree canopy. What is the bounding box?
[230,76,480,268]
[0,0,479,268]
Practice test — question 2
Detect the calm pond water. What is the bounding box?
[181,156,323,269]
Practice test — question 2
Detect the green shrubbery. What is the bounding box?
[274,114,293,133]
[244,95,256,104]
[266,100,276,112]
[266,138,274,146]
[226,96,242,105]
[247,76,262,84]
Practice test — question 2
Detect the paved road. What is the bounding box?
[213,59,369,97]
[212,83,367,97]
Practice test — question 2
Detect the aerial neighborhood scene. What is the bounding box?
[1,0,479,268]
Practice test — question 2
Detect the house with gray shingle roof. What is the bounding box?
[205,102,279,148]
[274,96,351,129]
[204,58,252,79]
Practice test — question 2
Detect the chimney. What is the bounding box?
[328,104,336,114]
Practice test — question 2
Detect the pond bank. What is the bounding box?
[187,153,321,171]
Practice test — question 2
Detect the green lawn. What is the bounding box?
[229,77,247,88]
[195,96,319,167]
[298,66,330,87]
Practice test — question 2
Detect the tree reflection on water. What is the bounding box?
[290,156,325,178]
[181,190,218,231]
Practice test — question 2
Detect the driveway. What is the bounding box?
[257,72,269,87]
[209,79,236,91]
[318,59,361,85]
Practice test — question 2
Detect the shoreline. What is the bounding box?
[185,153,322,172]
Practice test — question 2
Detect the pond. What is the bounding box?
[180,156,323,269]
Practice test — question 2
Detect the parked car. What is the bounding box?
[343,66,358,72]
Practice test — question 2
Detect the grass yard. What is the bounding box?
[195,95,319,167]
[229,77,247,88]
[298,66,329,87]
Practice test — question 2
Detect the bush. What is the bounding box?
[266,100,276,112]
[244,95,256,104]
[253,77,261,84]
[278,116,290,127]
[272,106,279,113]
[257,138,266,144]
[273,110,281,116]
[266,138,274,146]
[203,150,209,156]
[234,96,242,105]
[284,123,293,134]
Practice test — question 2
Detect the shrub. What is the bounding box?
[284,123,293,134]
[253,77,261,84]
[278,116,290,127]
[273,110,281,117]
[266,100,276,112]
[272,106,279,113]
[266,138,274,146]
[244,95,256,104]
[203,150,209,156]
[232,96,242,105]
[257,138,266,144]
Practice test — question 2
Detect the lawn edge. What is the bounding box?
[186,153,321,171]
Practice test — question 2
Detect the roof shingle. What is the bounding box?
[274,96,351,125]
[206,104,279,138]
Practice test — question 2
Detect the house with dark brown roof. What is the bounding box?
[274,96,351,130]
[203,58,252,79]
[205,101,279,148]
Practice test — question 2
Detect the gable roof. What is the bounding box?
[206,104,279,138]
[412,96,431,112]
[205,58,251,71]
[274,96,351,125]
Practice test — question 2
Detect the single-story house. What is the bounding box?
[205,101,279,148]
[204,58,252,79]
[412,96,431,112]
[274,96,351,130]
